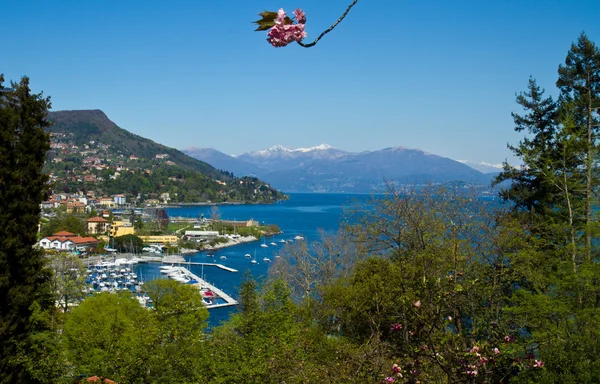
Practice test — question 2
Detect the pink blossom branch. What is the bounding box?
[297,0,358,48]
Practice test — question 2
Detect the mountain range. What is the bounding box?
[183,144,500,193]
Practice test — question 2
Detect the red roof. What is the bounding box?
[53,231,75,237]
[70,237,99,244]
[43,235,98,245]
[87,216,108,223]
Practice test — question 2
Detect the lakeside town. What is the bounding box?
[38,192,277,255]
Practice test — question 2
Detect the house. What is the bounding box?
[113,194,126,205]
[66,201,85,214]
[87,217,109,235]
[39,231,99,251]
[41,201,56,210]
[100,197,116,208]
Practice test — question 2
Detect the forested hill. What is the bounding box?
[48,110,221,178]
[44,110,285,203]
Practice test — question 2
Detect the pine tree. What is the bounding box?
[0,75,58,382]
[556,32,600,260]
[494,77,558,216]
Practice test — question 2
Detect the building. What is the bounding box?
[114,194,127,205]
[220,219,259,228]
[109,221,135,237]
[138,235,178,245]
[39,231,99,251]
[100,197,117,208]
[66,201,85,214]
[87,216,109,235]
[184,230,219,241]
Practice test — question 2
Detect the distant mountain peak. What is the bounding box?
[251,143,336,156]
[456,160,504,174]
[295,143,333,152]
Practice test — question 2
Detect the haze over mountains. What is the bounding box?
[183,144,500,193]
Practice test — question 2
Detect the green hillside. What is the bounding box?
[44,110,285,203]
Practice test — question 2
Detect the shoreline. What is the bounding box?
[200,235,258,251]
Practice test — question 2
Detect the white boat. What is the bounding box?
[260,237,268,248]
[275,255,281,259]
[244,253,251,258]
[220,255,227,260]
[207,254,215,257]
[294,235,304,240]
[270,242,277,246]
[160,266,176,274]
[279,239,286,243]
[263,257,271,262]
[251,259,258,264]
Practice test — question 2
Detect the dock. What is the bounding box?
[166,266,238,308]
[181,262,238,273]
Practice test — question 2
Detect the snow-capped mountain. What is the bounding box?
[456,160,504,174]
[236,144,349,172]
[182,144,496,193]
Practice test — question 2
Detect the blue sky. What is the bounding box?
[3,0,599,164]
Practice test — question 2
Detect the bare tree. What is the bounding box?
[268,229,360,301]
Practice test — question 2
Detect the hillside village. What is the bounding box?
[45,133,277,205]
[42,109,286,205]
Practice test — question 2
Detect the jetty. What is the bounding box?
[164,266,238,309]
[181,262,237,273]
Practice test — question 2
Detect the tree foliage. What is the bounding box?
[0,75,60,382]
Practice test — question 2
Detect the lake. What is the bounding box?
[134,193,374,327]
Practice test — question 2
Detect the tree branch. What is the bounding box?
[297,0,358,48]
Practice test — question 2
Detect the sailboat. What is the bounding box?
[251,250,258,264]
[270,234,277,246]
[260,236,268,248]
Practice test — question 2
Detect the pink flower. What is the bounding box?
[466,369,478,376]
[492,348,500,355]
[480,356,489,364]
[412,300,421,308]
[392,364,402,374]
[534,360,544,368]
[383,377,395,383]
[293,8,306,23]
[504,335,516,343]
[421,345,428,351]
[391,323,403,332]
[266,8,307,47]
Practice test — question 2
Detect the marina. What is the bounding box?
[83,257,239,310]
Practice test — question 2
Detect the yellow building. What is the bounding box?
[109,221,135,237]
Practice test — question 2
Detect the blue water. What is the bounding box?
[134,193,373,327]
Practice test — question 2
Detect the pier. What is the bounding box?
[165,266,238,308]
[181,262,238,273]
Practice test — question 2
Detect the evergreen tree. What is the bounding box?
[0,75,59,382]
[494,77,558,216]
[556,32,600,260]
